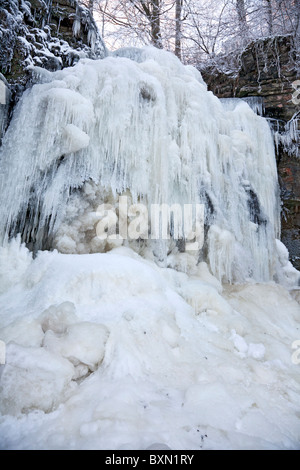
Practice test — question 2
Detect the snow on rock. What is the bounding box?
[230,329,265,359]
[0,0,107,90]
[0,342,75,415]
[275,239,300,287]
[62,123,90,154]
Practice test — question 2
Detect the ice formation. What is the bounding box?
[0,47,286,283]
[0,47,299,450]
[221,96,265,117]
[0,75,9,144]
[272,111,300,159]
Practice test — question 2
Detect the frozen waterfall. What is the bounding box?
[1,46,300,451]
[0,47,285,283]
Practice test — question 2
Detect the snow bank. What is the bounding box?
[0,241,299,449]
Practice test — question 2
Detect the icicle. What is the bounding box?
[267,112,299,159]
[241,96,265,116]
[0,75,10,145]
[0,47,281,283]
[87,29,96,51]
[72,18,81,38]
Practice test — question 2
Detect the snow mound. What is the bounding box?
[0,241,299,449]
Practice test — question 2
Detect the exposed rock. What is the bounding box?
[278,152,300,270]
[201,35,298,121]
[0,0,106,80]
[0,0,107,133]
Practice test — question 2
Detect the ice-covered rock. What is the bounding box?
[0,0,107,100]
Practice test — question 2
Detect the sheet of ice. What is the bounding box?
[0,47,285,284]
[220,97,265,117]
[0,241,299,450]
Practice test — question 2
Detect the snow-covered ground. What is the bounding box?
[0,239,299,450]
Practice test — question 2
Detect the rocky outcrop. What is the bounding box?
[0,0,106,81]
[0,0,106,131]
[278,153,300,269]
[201,35,300,269]
[202,35,298,121]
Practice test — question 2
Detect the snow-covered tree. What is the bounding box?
[80,0,299,66]
[91,0,172,48]
[236,0,249,42]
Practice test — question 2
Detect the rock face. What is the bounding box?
[278,153,300,269]
[0,0,106,126]
[0,0,106,79]
[201,35,300,269]
[202,35,298,121]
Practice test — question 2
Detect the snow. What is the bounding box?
[0,46,299,450]
[0,0,107,84]
[0,240,299,449]
[0,80,7,106]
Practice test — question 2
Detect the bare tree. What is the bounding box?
[265,0,273,35]
[129,0,163,48]
[93,0,171,49]
[236,0,249,43]
[83,0,299,68]
[182,0,232,62]
[175,0,183,58]
[88,0,94,14]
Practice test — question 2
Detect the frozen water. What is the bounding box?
[0,47,287,284]
[0,75,10,144]
[0,46,299,450]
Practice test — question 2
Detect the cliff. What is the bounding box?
[0,0,106,134]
